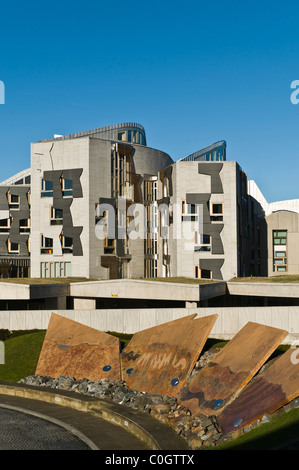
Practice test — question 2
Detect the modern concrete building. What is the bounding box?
[0,121,297,282]
[248,180,299,277]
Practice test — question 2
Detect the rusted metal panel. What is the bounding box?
[121,314,218,397]
[217,347,299,434]
[179,322,287,416]
[35,313,121,381]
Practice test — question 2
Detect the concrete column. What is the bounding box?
[73,298,96,309]
[185,301,198,308]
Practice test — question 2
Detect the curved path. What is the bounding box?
[0,382,189,451]
[0,405,92,450]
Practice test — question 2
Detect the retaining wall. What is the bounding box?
[1,306,299,344]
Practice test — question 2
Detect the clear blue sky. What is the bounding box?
[0,0,298,203]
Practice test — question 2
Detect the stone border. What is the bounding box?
[0,381,188,450]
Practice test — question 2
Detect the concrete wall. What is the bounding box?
[30,138,90,278]
[227,281,299,298]
[166,161,239,281]
[1,306,299,344]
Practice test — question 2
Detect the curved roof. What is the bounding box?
[0,168,31,185]
[179,140,226,161]
[39,122,147,145]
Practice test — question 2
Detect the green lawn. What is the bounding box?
[0,330,46,382]
[209,407,299,450]
[230,275,299,283]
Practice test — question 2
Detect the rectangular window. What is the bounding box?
[60,234,73,254]
[210,202,223,221]
[41,179,53,197]
[194,265,212,279]
[117,131,126,141]
[194,231,212,252]
[273,230,287,245]
[8,240,19,253]
[0,217,11,233]
[273,230,287,272]
[41,235,53,254]
[276,251,286,258]
[182,200,199,221]
[104,236,116,254]
[19,218,30,233]
[212,203,223,214]
[62,178,73,197]
[201,269,212,279]
[41,261,71,278]
[8,193,20,210]
[50,206,63,225]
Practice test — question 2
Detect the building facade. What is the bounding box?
[0,121,294,281]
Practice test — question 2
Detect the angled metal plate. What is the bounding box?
[179,322,287,416]
[35,313,121,381]
[217,347,299,434]
[121,314,218,397]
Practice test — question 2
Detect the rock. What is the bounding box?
[189,437,204,449]
[291,397,299,408]
[261,414,271,424]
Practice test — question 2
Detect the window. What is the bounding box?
[194,231,211,252]
[181,200,199,221]
[117,131,126,141]
[0,217,11,233]
[60,234,73,254]
[145,258,158,278]
[41,261,71,278]
[104,236,116,254]
[8,193,20,209]
[41,235,53,254]
[62,178,73,197]
[194,266,212,279]
[95,205,108,225]
[8,240,19,253]
[20,218,30,233]
[273,231,287,272]
[50,206,63,225]
[210,203,223,221]
[41,179,53,197]
[201,269,212,279]
[273,230,287,245]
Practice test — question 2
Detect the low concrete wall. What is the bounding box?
[227,281,299,298]
[1,306,299,344]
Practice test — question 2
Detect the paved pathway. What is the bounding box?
[0,394,148,450]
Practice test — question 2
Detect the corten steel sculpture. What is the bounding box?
[120,314,218,397]
[179,322,287,417]
[217,347,299,434]
[35,313,121,381]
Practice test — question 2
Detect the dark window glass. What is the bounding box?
[201,269,211,279]
[64,179,72,190]
[45,237,53,247]
[44,181,53,191]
